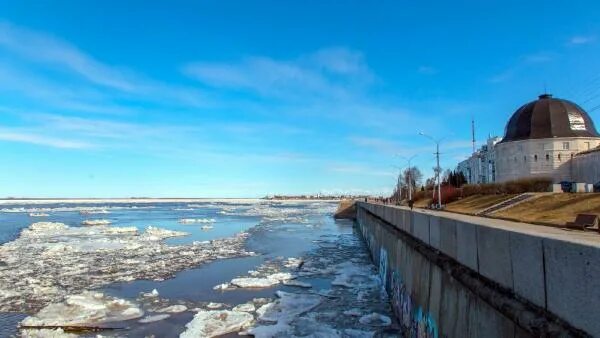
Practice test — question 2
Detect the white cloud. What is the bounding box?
[0,21,137,92]
[0,128,91,149]
[0,21,209,110]
[568,35,595,45]
[183,47,372,100]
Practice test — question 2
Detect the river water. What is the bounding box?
[0,200,397,337]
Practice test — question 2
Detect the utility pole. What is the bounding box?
[419,132,443,209]
[471,117,476,154]
[435,142,441,208]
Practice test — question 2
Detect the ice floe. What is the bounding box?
[229,271,296,289]
[257,291,321,323]
[178,218,216,224]
[80,209,109,215]
[81,219,111,226]
[246,291,321,337]
[358,312,392,327]
[179,310,253,338]
[29,213,49,217]
[331,262,380,289]
[282,280,312,288]
[139,314,171,323]
[0,222,251,312]
[20,291,143,326]
[157,304,187,313]
[21,328,78,338]
[233,303,256,312]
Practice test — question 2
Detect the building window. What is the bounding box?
[546,154,550,161]
[558,154,561,161]
[562,142,570,150]
[534,155,538,162]
[585,142,591,150]
[524,156,527,162]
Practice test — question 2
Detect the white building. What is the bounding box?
[458,94,600,185]
[457,136,501,184]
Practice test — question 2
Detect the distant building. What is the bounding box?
[457,136,501,184]
[457,94,600,185]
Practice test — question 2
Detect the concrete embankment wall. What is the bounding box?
[355,202,600,338]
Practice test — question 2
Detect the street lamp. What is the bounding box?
[395,154,418,201]
[419,132,443,209]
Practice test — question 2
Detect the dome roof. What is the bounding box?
[500,94,600,143]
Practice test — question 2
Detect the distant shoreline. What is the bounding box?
[0,197,342,205]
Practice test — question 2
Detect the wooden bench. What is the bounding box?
[565,214,599,230]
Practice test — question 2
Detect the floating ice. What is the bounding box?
[233,303,255,312]
[81,219,111,226]
[358,312,392,327]
[344,328,375,337]
[267,272,295,281]
[157,304,187,313]
[283,257,303,269]
[179,310,253,338]
[245,322,292,337]
[29,213,49,217]
[331,262,380,289]
[21,328,77,338]
[142,226,189,240]
[257,291,321,323]
[282,280,312,288]
[230,277,280,288]
[178,218,215,224]
[247,291,322,337]
[206,302,224,309]
[212,283,231,291]
[0,222,250,312]
[201,225,214,230]
[21,291,143,326]
[139,314,171,323]
[343,308,362,317]
[80,209,109,215]
[142,289,160,298]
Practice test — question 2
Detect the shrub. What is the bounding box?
[460,177,551,197]
[433,185,460,205]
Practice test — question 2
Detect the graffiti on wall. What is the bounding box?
[390,270,438,338]
[360,207,438,337]
[379,247,388,290]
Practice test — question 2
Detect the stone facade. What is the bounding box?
[571,148,600,186]
[495,137,600,183]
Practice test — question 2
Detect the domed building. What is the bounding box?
[495,94,600,183]
[457,94,600,186]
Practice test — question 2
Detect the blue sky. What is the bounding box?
[1,1,600,198]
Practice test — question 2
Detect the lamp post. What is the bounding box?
[419,132,443,209]
[396,154,418,201]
